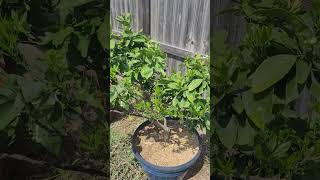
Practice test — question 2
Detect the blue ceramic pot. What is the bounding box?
[132,120,201,180]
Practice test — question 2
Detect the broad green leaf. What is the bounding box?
[110,85,118,103]
[188,79,203,91]
[310,74,320,100]
[273,141,292,158]
[120,101,129,110]
[77,34,90,57]
[0,88,13,98]
[282,108,298,118]
[187,93,195,103]
[0,94,24,130]
[17,78,44,102]
[128,60,139,67]
[271,29,297,50]
[52,27,74,47]
[168,83,179,90]
[242,90,273,130]
[34,125,62,155]
[286,74,298,104]
[97,15,107,49]
[236,120,256,146]
[140,65,153,79]
[296,61,311,84]
[110,39,115,49]
[215,115,238,149]
[133,37,145,43]
[250,54,296,93]
[58,0,94,25]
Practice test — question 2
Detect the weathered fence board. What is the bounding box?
[111,0,210,73]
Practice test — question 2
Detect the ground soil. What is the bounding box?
[135,122,199,166]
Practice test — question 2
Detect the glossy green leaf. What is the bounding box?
[242,90,273,130]
[236,120,256,146]
[110,39,115,49]
[311,73,320,100]
[273,141,292,158]
[140,65,153,79]
[17,78,44,102]
[188,79,203,91]
[0,94,24,130]
[296,61,311,84]
[215,115,238,149]
[250,54,296,93]
[97,15,107,49]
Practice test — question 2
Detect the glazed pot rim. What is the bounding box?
[131,119,202,173]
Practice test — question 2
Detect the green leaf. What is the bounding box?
[0,88,13,98]
[168,83,179,90]
[128,60,139,67]
[97,15,107,49]
[110,85,118,103]
[188,79,203,91]
[250,54,296,93]
[242,90,273,130]
[296,61,311,84]
[110,39,115,49]
[187,93,195,103]
[120,101,129,110]
[310,74,320,100]
[282,108,298,118]
[286,74,298,104]
[58,0,94,25]
[0,94,24,130]
[17,78,44,102]
[77,34,90,57]
[133,37,146,43]
[236,120,256,146]
[273,141,292,158]
[34,125,62,155]
[140,65,153,79]
[52,27,74,47]
[215,115,238,149]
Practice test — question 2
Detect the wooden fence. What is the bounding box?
[111,0,210,74]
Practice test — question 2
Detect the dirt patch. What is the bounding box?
[135,122,199,166]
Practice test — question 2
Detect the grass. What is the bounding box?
[110,129,146,180]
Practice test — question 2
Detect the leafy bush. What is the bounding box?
[0,0,106,158]
[110,14,166,111]
[111,14,210,133]
[212,0,320,178]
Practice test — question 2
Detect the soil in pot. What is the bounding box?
[135,121,199,166]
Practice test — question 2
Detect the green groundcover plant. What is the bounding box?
[110,14,210,136]
[212,0,320,179]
